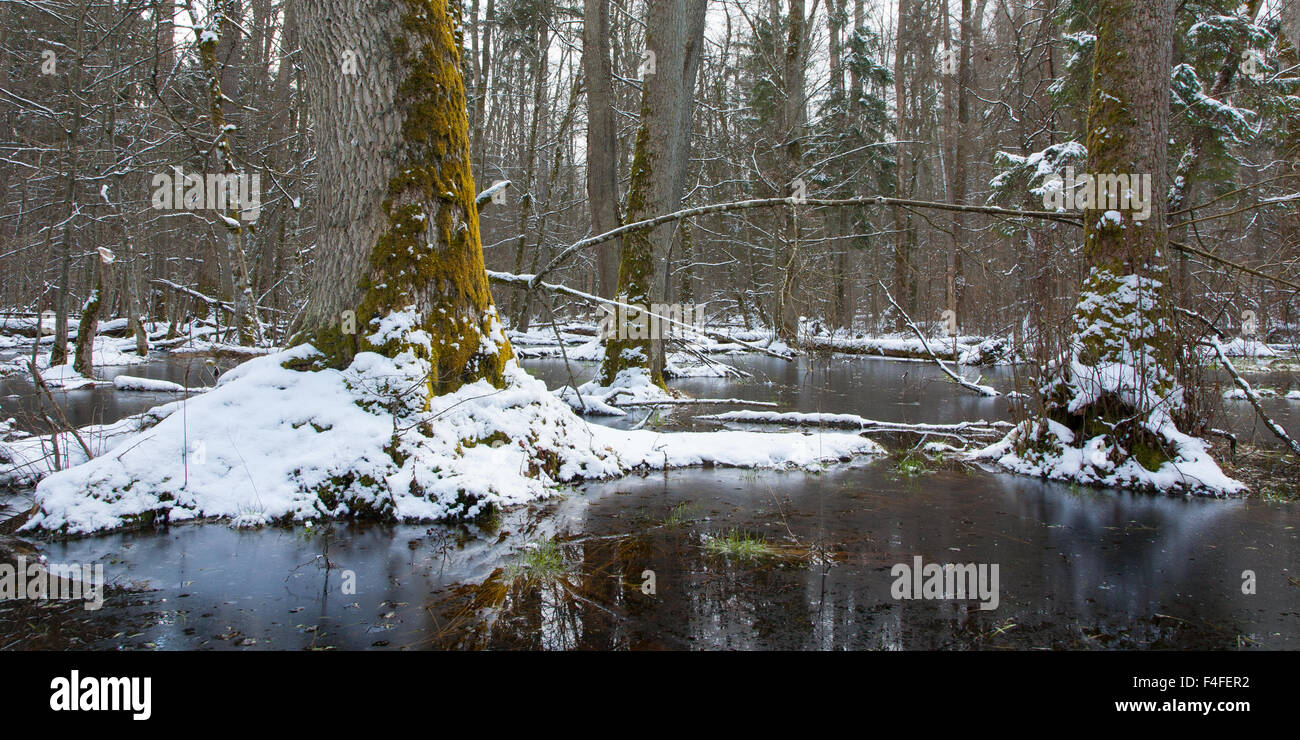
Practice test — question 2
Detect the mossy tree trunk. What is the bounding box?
[1045,0,1181,464]
[597,0,705,386]
[197,3,259,346]
[74,249,112,377]
[296,0,513,399]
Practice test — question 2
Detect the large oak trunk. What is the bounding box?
[1046,0,1182,464]
[296,0,512,396]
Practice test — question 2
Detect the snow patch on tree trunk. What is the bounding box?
[970,417,1244,495]
[976,269,1243,496]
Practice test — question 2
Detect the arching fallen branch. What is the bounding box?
[1169,240,1300,291]
[152,278,235,315]
[520,194,1298,293]
[487,270,796,361]
[532,195,1083,286]
[877,282,999,397]
[698,409,1011,441]
[617,398,778,407]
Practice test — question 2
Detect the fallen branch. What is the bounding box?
[487,269,796,361]
[28,362,94,460]
[522,194,1297,292]
[616,398,778,407]
[533,195,1082,286]
[1169,240,1300,291]
[698,409,1011,441]
[1206,337,1300,457]
[151,278,236,314]
[878,282,999,396]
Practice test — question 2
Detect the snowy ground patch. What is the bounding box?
[23,347,883,536]
[554,366,677,416]
[1212,337,1278,357]
[970,418,1245,495]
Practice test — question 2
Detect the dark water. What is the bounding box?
[0,355,224,433]
[531,355,1300,442]
[34,463,1300,650]
[4,354,1299,650]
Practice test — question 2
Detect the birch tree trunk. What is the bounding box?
[296,0,512,397]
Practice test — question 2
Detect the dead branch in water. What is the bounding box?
[1205,337,1300,457]
[877,282,999,397]
[28,361,94,460]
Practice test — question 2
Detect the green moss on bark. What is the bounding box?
[302,0,513,399]
[598,101,664,387]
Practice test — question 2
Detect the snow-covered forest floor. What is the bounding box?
[3,314,1299,538]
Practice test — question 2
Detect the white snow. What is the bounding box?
[23,348,884,535]
[112,375,192,393]
[1212,337,1278,357]
[555,366,675,416]
[971,418,1245,495]
[1,401,185,487]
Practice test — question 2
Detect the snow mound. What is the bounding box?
[555,366,675,416]
[24,347,883,535]
[971,418,1245,495]
[512,335,605,360]
[36,364,103,390]
[1212,337,1277,357]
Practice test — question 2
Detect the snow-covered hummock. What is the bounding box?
[519,335,606,361]
[555,366,675,416]
[24,346,883,535]
[31,363,101,390]
[1211,337,1277,357]
[981,269,1244,496]
[971,417,1244,495]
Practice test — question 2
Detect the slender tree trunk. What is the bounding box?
[198,2,259,345]
[947,0,977,330]
[598,0,705,385]
[584,0,622,298]
[774,0,807,341]
[511,15,550,329]
[891,0,912,331]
